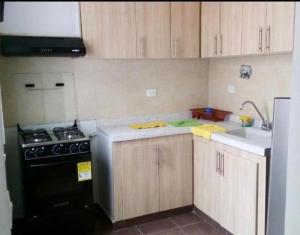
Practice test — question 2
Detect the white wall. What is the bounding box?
[285,2,300,235]
[0,2,81,37]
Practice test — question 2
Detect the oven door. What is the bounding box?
[24,155,93,218]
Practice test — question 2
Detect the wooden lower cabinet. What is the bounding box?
[194,137,220,222]
[113,134,193,221]
[123,142,160,219]
[159,135,193,211]
[193,136,266,235]
[219,148,258,235]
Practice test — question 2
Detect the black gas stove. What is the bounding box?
[18,120,93,219]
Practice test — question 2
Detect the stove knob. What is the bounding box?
[70,143,79,153]
[35,147,45,157]
[52,145,60,155]
[79,142,89,153]
[58,144,67,154]
[25,148,35,159]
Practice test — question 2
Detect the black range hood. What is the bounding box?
[0,35,86,57]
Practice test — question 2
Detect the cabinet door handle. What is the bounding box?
[266,25,271,51]
[175,37,179,57]
[221,153,225,176]
[258,27,263,52]
[140,37,145,57]
[156,145,160,165]
[216,151,220,173]
[214,34,218,55]
[219,34,223,55]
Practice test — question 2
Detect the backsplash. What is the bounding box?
[0,58,209,127]
[208,54,292,120]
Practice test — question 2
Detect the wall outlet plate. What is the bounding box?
[146,89,157,97]
[227,85,235,94]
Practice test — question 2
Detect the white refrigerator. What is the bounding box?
[0,84,12,235]
[266,97,290,235]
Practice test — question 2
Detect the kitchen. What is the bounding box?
[0,1,299,235]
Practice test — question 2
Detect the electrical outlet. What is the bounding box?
[146,89,157,97]
[227,85,235,94]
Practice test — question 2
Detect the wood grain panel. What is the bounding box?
[242,2,267,55]
[136,2,171,58]
[201,2,220,58]
[171,2,200,58]
[193,136,220,222]
[220,2,243,56]
[159,134,193,211]
[80,2,137,58]
[266,2,295,53]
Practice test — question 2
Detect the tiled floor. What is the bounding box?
[12,207,229,235]
[112,212,230,235]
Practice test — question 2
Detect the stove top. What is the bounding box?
[18,121,91,160]
[18,121,89,148]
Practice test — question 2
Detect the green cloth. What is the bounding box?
[169,119,202,127]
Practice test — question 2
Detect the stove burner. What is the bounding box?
[22,129,52,144]
[53,126,85,141]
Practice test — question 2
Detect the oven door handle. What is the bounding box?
[29,160,83,168]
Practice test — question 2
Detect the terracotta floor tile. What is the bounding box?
[138,218,176,234]
[170,212,202,227]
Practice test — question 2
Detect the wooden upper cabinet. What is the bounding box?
[171,2,200,58]
[136,2,171,58]
[201,2,220,58]
[242,2,267,55]
[219,2,243,56]
[266,2,295,53]
[80,2,137,58]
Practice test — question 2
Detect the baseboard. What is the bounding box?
[113,205,193,230]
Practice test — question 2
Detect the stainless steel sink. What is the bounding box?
[227,128,271,140]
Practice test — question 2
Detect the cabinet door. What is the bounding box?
[201,2,220,58]
[159,135,193,211]
[219,150,258,235]
[122,142,159,219]
[193,136,220,222]
[220,2,243,56]
[80,2,137,58]
[136,2,171,58]
[171,2,200,58]
[242,2,267,55]
[266,2,295,53]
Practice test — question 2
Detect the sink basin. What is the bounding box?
[227,128,271,140]
[212,127,272,156]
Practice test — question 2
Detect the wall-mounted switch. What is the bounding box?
[146,89,157,97]
[227,85,235,94]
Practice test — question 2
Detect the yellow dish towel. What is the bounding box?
[130,121,168,129]
[191,124,226,140]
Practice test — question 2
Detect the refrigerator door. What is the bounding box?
[0,84,12,234]
[267,97,290,235]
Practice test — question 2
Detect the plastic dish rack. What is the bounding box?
[190,108,232,122]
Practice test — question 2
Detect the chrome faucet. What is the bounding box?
[240,101,272,131]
